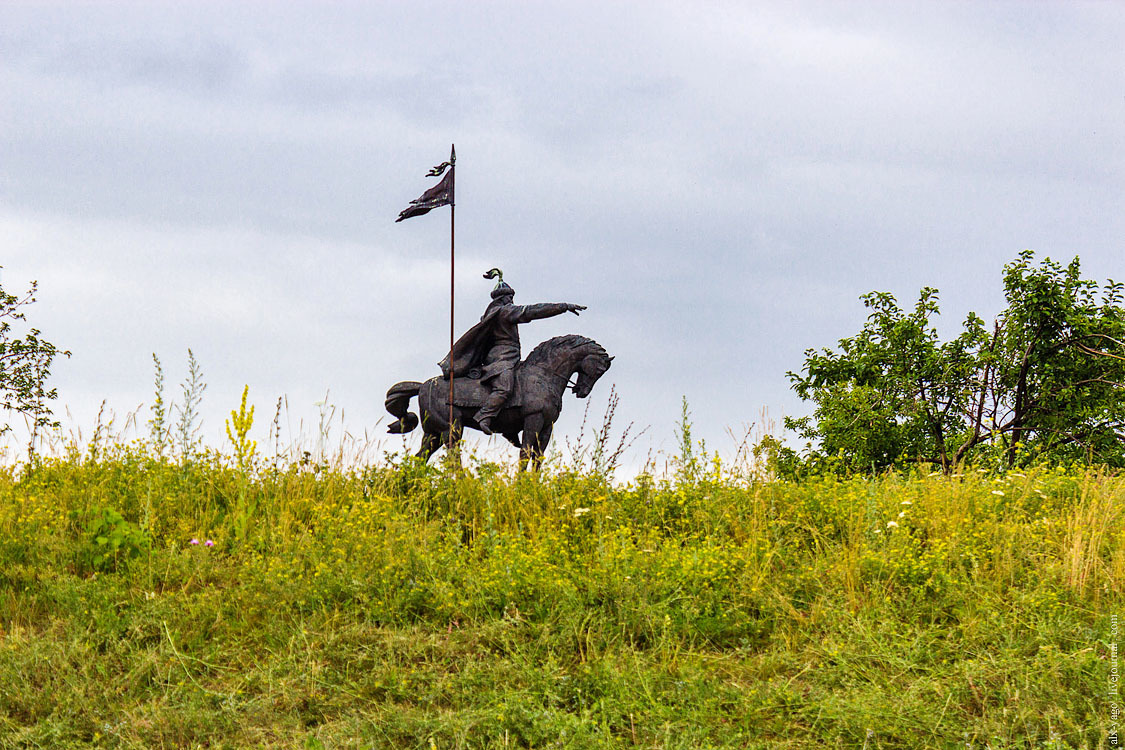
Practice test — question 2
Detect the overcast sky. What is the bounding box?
[2,1,1122,471]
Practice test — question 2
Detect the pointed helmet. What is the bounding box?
[484,267,514,299]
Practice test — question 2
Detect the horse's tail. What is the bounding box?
[385,381,422,434]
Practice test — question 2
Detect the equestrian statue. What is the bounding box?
[385,269,613,470]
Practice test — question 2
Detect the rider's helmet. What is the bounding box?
[491,280,515,300]
[484,268,514,301]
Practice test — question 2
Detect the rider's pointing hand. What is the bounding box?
[568,304,587,315]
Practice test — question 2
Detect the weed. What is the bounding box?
[81,506,149,572]
[175,348,206,459]
[225,385,257,471]
[149,353,169,455]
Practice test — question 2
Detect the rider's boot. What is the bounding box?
[475,393,505,436]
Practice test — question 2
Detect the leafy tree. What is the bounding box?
[785,251,1124,472]
[991,252,1125,465]
[0,275,70,435]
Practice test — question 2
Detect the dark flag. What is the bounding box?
[395,161,454,222]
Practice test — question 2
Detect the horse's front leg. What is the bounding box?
[531,423,553,472]
[520,414,545,472]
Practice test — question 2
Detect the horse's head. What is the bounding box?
[573,351,613,399]
[524,335,614,400]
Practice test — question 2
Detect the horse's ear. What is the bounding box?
[608,356,615,362]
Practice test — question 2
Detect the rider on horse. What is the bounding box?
[439,269,586,435]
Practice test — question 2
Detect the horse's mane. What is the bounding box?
[524,334,607,367]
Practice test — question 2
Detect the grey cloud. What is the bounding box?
[1,1,1122,462]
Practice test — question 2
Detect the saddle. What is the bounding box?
[440,370,524,409]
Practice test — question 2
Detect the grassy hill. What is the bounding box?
[0,444,1119,748]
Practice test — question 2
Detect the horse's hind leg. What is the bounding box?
[416,431,442,464]
[438,427,464,469]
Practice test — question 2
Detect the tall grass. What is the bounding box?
[0,371,1119,748]
[0,433,1118,748]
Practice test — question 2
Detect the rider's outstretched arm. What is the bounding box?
[510,302,585,323]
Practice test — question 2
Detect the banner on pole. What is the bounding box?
[395,160,455,223]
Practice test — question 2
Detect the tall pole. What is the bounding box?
[448,144,456,452]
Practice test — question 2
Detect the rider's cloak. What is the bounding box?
[438,301,573,381]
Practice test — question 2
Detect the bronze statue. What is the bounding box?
[385,270,611,469]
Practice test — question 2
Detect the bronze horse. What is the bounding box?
[385,334,612,469]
